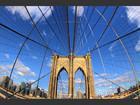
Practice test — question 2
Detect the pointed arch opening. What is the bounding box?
[56,67,69,99]
[74,67,86,99]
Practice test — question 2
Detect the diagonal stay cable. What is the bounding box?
[25,6,49,47]
[81,10,109,80]
[0,23,63,55]
[1,7,62,96]
[0,6,49,46]
[0,8,63,97]
[75,20,85,54]
[38,6,67,53]
[36,49,48,88]
[90,27,140,52]
[1,7,61,53]
[76,17,89,54]
[87,22,139,96]
[74,6,89,45]
[75,7,95,50]
[74,6,91,54]
[92,7,140,97]
[94,72,127,91]
[25,6,65,54]
[5,7,57,98]
[1,6,50,41]
[89,6,119,53]
[84,6,108,41]
[26,7,59,47]
[75,7,108,53]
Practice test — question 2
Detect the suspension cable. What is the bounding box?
[94,72,127,91]
[66,6,71,54]
[0,23,62,55]
[91,7,140,96]
[90,28,140,52]
[36,49,48,88]
[89,6,119,52]
[24,6,46,43]
[84,7,108,40]
[49,6,68,53]
[73,6,77,54]
[76,7,95,50]
[38,6,67,53]
[75,7,108,54]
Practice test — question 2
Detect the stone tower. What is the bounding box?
[48,53,95,99]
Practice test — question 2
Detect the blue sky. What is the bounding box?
[0,6,140,97]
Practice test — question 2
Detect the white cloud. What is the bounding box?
[0,66,20,80]
[0,68,10,76]
[4,53,10,59]
[15,59,36,77]
[95,71,134,87]
[0,59,36,77]
[100,73,109,77]
[32,56,38,60]
[72,6,84,17]
[125,6,140,27]
[135,39,140,52]
[40,6,54,18]
[16,71,24,76]
[5,6,29,20]
[5,6,53,22]
[24,45,38,60]
[95,73,110,78]
[47,62,52,68]
[28,79,36,83]
[95,78,111,87]
[112,72,131,84]
[47,59,52,68]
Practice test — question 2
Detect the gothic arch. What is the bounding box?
[57,67,69,79]
[74,67,86,98]
[74,67,86,78]
[56,67,69,98]
[48,54,95,99]
[73,60,87,77]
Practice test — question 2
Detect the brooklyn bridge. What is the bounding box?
[0,6,140,99]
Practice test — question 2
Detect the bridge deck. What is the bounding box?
[0,86,139,99]
[102,89,140,99]
[0,86,45,99]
